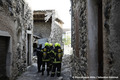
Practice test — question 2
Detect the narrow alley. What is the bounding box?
[1,0,120,80]
[16,52,72,80]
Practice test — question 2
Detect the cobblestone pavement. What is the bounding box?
[16,54,72,80]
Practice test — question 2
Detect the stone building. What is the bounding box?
[70,0,120,79]
[33,10,64,47]
[0,0,33,80]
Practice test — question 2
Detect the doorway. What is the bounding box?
[0,36,9,80]
[27,34,32,66]
[98,0,103,76]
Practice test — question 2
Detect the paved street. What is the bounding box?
[16,53,72,80]
[17,63,63,80]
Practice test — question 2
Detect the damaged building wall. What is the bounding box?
[33,10,52,38]
[48,10,64,47]
[103,0,120,78]
[0,0,33,80]
[33,10,63,47]
[33,21,51,38]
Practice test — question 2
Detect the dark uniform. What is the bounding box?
[42,43,50,76]
[51,43,63,77]
[36,44,43,72]
[49,44,54,71]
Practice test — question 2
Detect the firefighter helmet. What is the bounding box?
[49,43,53,46]
[55,43,59,47]
[57,44,61,47]
[45,42,49,46]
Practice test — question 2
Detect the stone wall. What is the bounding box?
[33,10,63,47]
[48,10,63,47]
[0,0,33,80]
[33,21,51,38]
[103,0,120,79]
[48,22,63,46]
[71,0,120,79]
[71,0,88,79]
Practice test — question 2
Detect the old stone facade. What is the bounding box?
[70,0,88,78]
[71,0,120,79]
[0,0,33,80]
[33,10,63,47]
[33,10,52,39]
[103,0,120,79]
[48,10,64,47]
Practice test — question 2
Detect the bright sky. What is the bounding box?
[26,0,71,29]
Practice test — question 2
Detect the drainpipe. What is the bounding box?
[70,0,73,48]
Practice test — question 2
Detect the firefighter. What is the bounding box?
[42,42,50,76]
[35,44,43,73]
[49,43,54,71]
[51,43,63,77]
[57,43,63,76]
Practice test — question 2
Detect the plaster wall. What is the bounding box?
[87,0,98,77]
[0,0,33,79]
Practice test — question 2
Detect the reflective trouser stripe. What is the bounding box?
[53,59,61,63]
[53,62,61,63]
